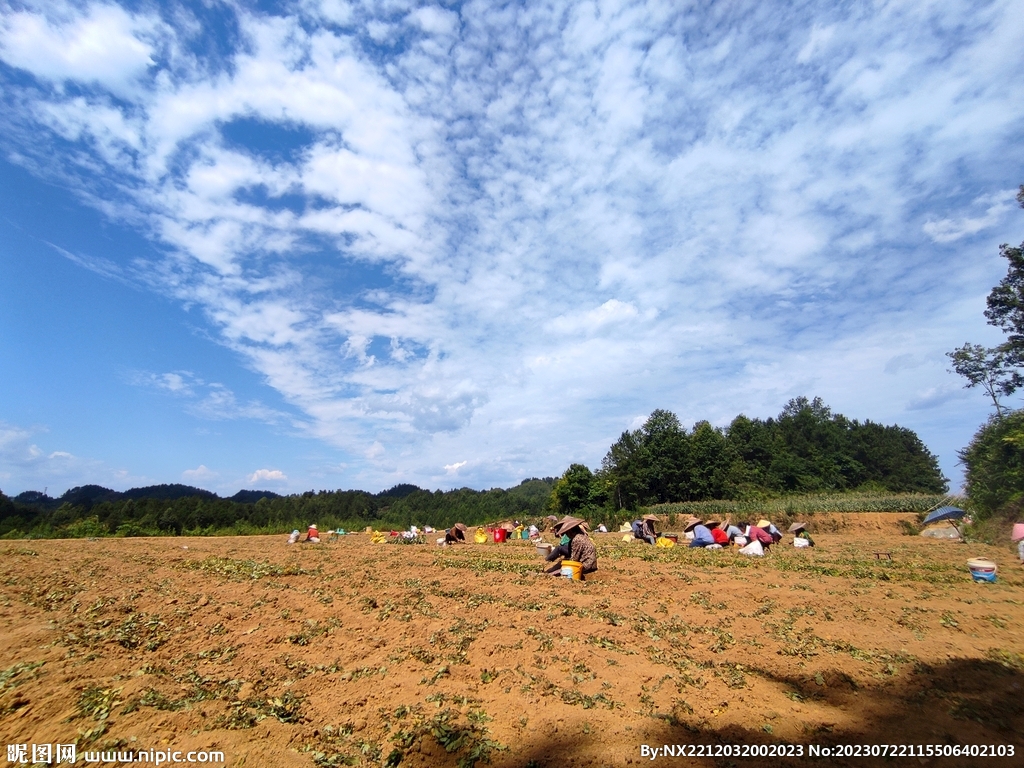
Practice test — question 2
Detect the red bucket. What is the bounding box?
[493,528,507,543]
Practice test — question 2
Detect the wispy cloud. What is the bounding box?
[923,191,1019,243]
[129,370,292,424]
[1,0,1022,490]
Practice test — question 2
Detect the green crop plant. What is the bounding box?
[180,556,308,581]
[77,686,122,721]
[0,661,44,691]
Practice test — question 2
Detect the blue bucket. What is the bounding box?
[967,558,997,583]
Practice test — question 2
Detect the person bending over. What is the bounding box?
[631,514,659,545]
[544,517,598,575]
[685,519,715,548]
[445,523,468,544]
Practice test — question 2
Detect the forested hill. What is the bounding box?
[0,478,557,539]
[547,397,948,517]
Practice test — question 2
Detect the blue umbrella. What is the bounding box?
[922,506,966,525]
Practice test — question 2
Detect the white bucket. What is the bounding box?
[967,558,997,583]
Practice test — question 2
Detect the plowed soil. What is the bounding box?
[2,514,1022,767]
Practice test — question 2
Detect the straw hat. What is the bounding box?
[757,519,771,529]
[642,514,659,522]
[684,519,701,532]
[704,519,720,528]
[555,516,586,535]
[310,524,318,529]
[454,523,468,532]
[788,522,807,533]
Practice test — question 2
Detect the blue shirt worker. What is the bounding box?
[686,519,714,548]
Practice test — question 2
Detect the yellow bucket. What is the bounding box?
[560,560,583,581]
[474,528,488,544]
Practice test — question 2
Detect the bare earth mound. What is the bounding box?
[1,514,1022,767]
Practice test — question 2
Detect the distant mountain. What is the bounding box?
[229,489,282,503]
[59,485,121,509]
[14,490,54,506]
[377,483,422,499]
[120,484,218,501]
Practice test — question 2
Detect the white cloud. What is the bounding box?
[547,299,644,335]
[923,190,1018,243]
[1,0,1022,494]
[408,6,459,37]
[249,468,287,483]
[444,460,467,474]
[182,464,218,482]
[907,384,967,411]
[797,24,837,64]
[129,371,291,425]
[0,3,159,96]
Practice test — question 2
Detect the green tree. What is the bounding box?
[600,409,690,508]
[960,411,1024,517]
[0,489,16,521]
[947,343,1020,418]
[549,463,596,515]
[688,421,729,500]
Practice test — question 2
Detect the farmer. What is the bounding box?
[444,523,469,544]
[287,529,300,544]
[758,519,783,543]
[722,519,747,542]
[304,524,320,543]
[545,522,574,562]
[631,514,659,545]
[789,522,815,547]
[685,519,715,548]
[544,517,598,576]
[746,524,775,550]
[706,520,729,545]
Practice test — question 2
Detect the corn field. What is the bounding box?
[643,493,959,520]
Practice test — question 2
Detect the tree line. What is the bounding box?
[0,479,555,539]
[549,397,947,518]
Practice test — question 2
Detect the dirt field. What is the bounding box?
[1,514,1022,767]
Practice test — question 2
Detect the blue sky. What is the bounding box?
[1,0,1022,497]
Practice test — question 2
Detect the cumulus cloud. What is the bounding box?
[0,3,158,95]
[249,468,286,483]
[182,464,217,482]
[1,0,1021,491]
